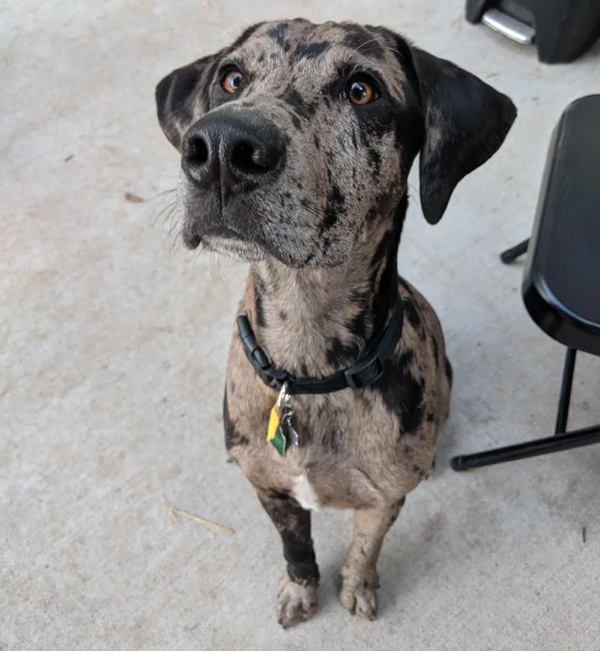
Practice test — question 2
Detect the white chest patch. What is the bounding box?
[292,473,321,511]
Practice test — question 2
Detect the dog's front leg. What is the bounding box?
[257,490,319,628]
[340,498,406,620]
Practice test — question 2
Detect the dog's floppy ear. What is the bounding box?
[409,48,517,224]
[155,52,222,150]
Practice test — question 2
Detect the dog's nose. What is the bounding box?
[182,110,286,189]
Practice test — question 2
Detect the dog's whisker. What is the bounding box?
[380,44,408,61]
[199,21,240,44]
[348,36,384,59]
[216,256,227,285]
[148,187,177,202]
[154,202,179,228]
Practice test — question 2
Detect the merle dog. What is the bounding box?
[156,19,516,627]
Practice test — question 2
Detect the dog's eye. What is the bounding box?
[344,78,378,105]
[221,68,244,94]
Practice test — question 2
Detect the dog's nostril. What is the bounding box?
[231,141,274,174]
[186,136,209,167]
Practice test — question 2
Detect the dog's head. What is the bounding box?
[156,19,516,266]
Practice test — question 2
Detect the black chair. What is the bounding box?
[452,95,600,471]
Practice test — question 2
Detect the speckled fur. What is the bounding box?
[156,18,515,627]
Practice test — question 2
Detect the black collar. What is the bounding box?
[236,301,404,395]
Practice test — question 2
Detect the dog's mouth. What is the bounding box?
[182,217,266,262]
[182,224,242,250]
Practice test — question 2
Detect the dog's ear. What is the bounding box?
[155,52,222,150]
[409,48,517,224]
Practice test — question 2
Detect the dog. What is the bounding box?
[155,19,516,627]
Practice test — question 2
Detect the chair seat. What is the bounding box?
[523,95,600,357]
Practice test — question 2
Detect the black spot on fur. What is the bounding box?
[347,305,369,341]
[350,289,367,303]
[444,357,453,386]
[265,488,290,500]
[294,41,330,60]
[326,336,359,368]
[393,194,409,236]
[289,112,301,130]
[375,350,425,434]
[254,275,267,328]
[402,297,422,334]
[223,394,249,450]
[258,492,319,587]
[341,25,385,59]
[280,86,314,120]
[322,426,341,453]
[413,464,426,479]
[267,22,289,48]
[321,234,334,254]
[313,134,320,150]
[367,206,404,335]
[323,207,337,231]
[322,185,345,231]
[399,349,415,366]
[430,334,439,367]
[367,147,382,176]
[372,232,391,266]
[400,374,425,434]
[232,22,266,48]
[426,412,435,423]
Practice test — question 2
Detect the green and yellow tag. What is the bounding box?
[266,405,287,456]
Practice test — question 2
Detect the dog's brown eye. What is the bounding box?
[346,79,377,105]
[221,69,243,94]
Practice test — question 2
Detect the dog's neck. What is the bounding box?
[245,197,406,378]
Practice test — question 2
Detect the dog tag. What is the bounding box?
[266,405,280,443]
[280,409,300,448]
[266,382,294,456]
[266,405,287,456]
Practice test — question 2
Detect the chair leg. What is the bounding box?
[500,239,529,264]
[451,423,600,471]
[554,348,577,434]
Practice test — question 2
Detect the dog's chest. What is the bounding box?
[237,393,406,510]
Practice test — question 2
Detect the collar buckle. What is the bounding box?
[237,315,289,390]
[344,351,385,389]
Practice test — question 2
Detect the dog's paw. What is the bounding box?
[339,567,379,621]
[276,574,318,629]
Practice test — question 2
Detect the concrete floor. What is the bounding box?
[2,1,600,649]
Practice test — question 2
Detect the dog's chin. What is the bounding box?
[202,234,266,262]
[182,227,266,263]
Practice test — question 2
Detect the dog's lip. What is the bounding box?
[183,223,245,250]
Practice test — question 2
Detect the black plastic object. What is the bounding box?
[451,95,600,471]
[523,96,600,358]
[236,299,404,395]
[466,0,600,63]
